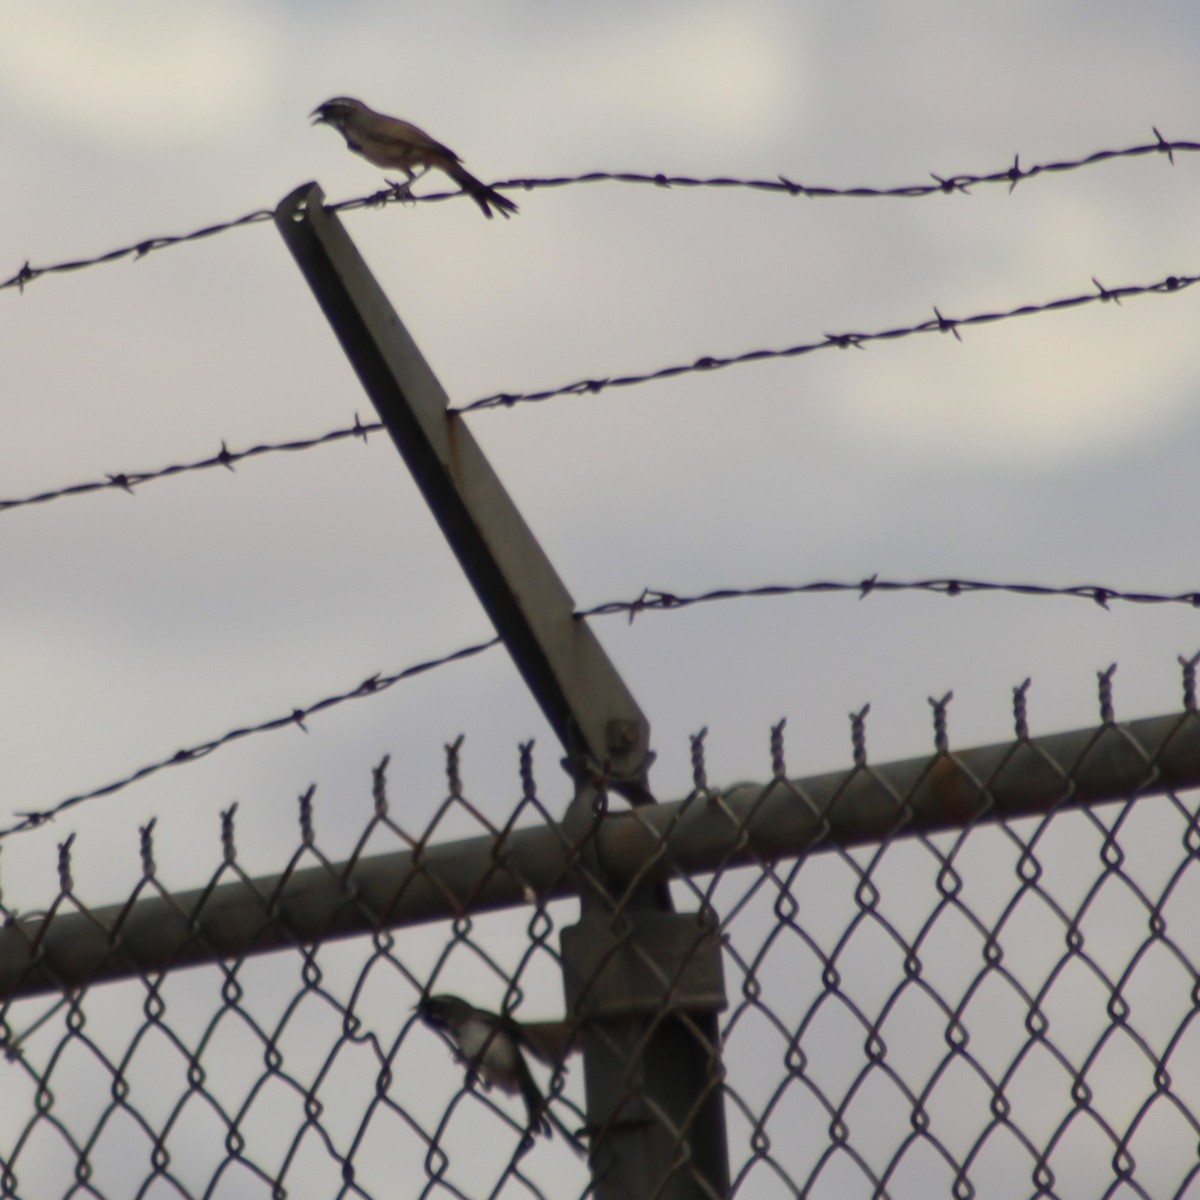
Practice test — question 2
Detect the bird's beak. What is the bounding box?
[310,107,327,125]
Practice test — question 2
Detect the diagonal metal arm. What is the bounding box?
[274,183,650,790]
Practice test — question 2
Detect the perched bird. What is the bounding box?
[415,994,554,1136]
[310,97,518,219]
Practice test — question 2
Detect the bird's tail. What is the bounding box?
[516,1058,552,1137]
[447,163,519,219]
[517,1050,589,1155]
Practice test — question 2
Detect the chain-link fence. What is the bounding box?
[3,685,1200,1200]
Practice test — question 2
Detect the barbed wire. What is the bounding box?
[492,127,1193,199]
[456,268,1198,411]
[0,635,500,841]
[6,569,1198,840]
[3,130,1194,297]
[580,577,1200,622]
[4,266,1197,518]
[0,416,384,514]
[2,205,274,295]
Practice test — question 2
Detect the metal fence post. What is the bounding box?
[562,785,729,1200]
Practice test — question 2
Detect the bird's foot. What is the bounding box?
[385,177,418,205]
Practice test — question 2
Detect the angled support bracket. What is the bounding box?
[274,182,651,794]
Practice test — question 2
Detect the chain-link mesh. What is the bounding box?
[3,708,1200,1199]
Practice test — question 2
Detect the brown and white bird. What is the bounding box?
[310,97,518,219]
[413,993,588,1140]
[415,994,551,1135]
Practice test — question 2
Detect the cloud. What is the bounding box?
[0,3,279,147]
[821,177,1200,466]
[530,4,810,159]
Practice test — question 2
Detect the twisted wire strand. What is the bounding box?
[3,129,1192,296]
[5,571,1196,839]
[3,267,1194,515]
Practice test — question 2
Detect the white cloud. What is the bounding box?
[0,4,279,147]
[826,300,1196,467]
[823,173,1200,465]
[531,4,810,158]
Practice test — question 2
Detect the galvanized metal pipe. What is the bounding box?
[2,710,1195,1000]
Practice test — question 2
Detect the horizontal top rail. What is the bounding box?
[1,708,1196,999]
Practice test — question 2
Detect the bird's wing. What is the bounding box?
[519,1019,580,1066]
[375,117,462,164]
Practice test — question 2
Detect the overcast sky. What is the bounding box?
[3,0,1198,898]
[3,3,1200,1193]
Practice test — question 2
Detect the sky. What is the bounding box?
[3,2,1200,1196]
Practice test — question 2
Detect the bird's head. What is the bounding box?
[415,993,473,1033]
[310,96,366,129]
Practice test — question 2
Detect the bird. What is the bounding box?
[310,97,519,219]
[415,993,556,1137]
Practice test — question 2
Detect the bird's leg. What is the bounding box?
[367,182,394,209]
[384,176,415,203]
[385,166,428,205]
